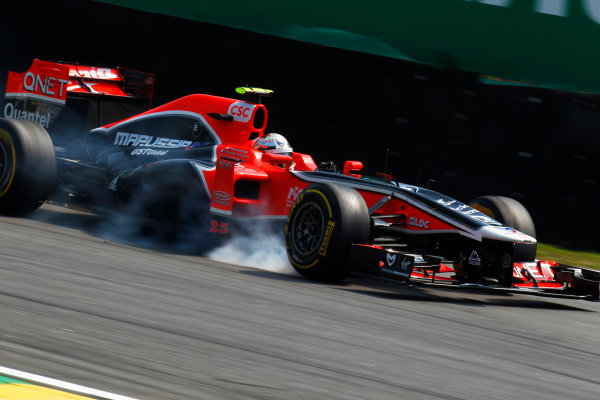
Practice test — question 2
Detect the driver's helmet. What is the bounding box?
[254,133,293,157]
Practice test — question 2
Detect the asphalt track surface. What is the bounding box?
[1,204,599,400]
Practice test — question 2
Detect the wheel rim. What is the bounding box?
[291,201,325,256]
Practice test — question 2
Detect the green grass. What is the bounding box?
[537,243,600,271]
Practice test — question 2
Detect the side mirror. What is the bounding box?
[343,160,363,178]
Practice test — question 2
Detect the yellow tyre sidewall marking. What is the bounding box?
[318,220,335,257]
[305,189,332,218]
[290,256,320,270]
[289,189,334,270]
[0,128,16,199]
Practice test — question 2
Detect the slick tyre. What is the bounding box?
[469,195,536,238]
[0,118,56,215]
[286,183,370,281]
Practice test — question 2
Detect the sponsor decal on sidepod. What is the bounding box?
[212,191,232,206]
[114,132,201,148]
[409,216,429,229]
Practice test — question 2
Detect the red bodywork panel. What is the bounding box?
[6,59,154,100]
[66,65,130,97]
[364,189,457,233]
[203,146,318,218]
[5,60,70,105]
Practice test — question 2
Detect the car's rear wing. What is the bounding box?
[2,59,155,144]
[63,62,155,101]
[2,59,154,129]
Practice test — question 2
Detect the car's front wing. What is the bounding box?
[349,244,600,301]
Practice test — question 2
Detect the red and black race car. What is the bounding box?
[1,60,599,301]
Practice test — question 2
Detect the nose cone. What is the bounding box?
[479,225,537,244]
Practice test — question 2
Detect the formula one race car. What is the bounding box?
[1,60,599,301]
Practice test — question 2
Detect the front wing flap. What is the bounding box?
[349,244,600,301]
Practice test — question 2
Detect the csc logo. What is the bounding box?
[227,102,255,122]
[230,105,250,117]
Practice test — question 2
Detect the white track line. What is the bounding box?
[0,366,140,400]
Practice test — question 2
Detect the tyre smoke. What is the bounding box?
[207,225,297,275]
[34,203,297,276]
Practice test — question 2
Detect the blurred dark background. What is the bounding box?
[1,0,599,249]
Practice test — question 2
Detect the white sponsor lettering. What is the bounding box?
[409,216,430,229]
[400,258,412,271]
[227,102,255,123]
[220,147,249,161]
[131,148,168,156]
[3,102,50,128]
[437,199,456,207]
[125,133,138,146]
[462,209,478,215]
[23,72,67,97]
[436,198,502,226]
[381,255,412,278]
[114,132,193,148]
[387,253,397,266]
[286,186,302,207]
[468,250,481,266]
[72,67,119,80]
[287,186,301,200]
[156,137,169,147]
[470,215,498,224]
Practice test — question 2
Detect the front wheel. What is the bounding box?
[285,182,370,281]
[469,195,537,286]
[0,118,57,215]
[469,195,536,239]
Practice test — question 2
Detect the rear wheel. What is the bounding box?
[0,119,56,215]
[286,183,370,281]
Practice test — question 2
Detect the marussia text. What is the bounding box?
[114,131,200,148]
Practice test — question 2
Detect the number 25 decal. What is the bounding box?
[210,221,229,234]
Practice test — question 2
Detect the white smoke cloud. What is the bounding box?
[207,230,297,275]
[65,206,298,276]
